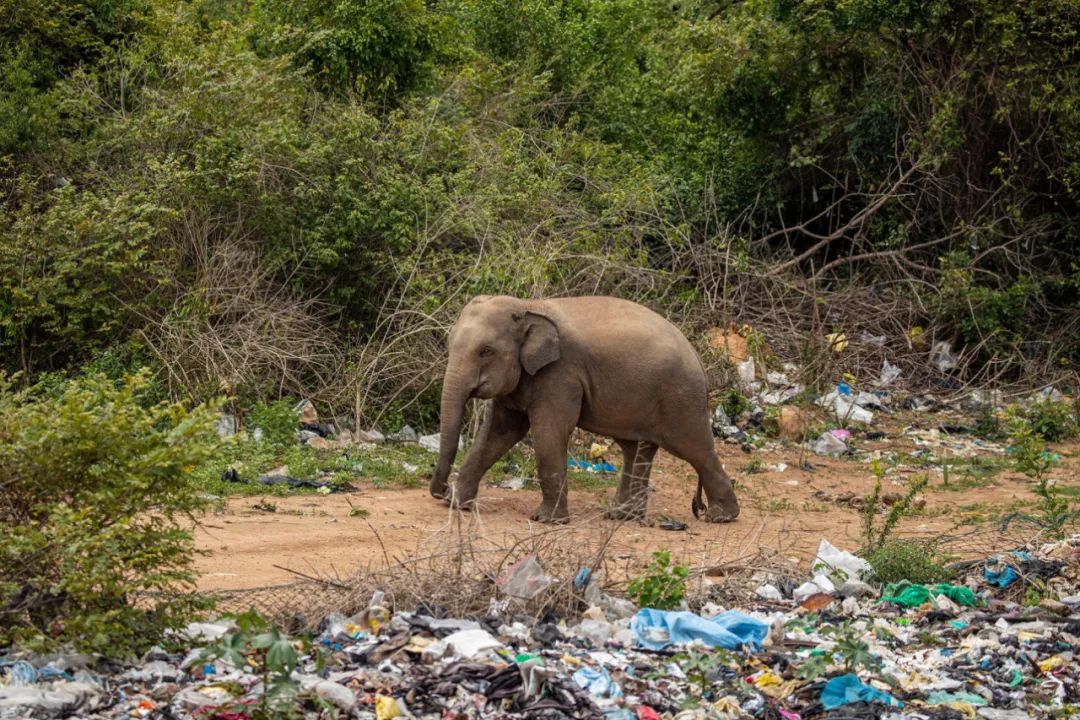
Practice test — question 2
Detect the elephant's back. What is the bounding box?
[546,296,705,381]
[548,295,694,346]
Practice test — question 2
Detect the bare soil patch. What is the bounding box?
[193,432,1076,592]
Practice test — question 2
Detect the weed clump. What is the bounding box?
[1006,423,1077,539]
[860,469,953,584]
[627,550,689,610]
[249,398,300,448]
[1023,399,1078,443]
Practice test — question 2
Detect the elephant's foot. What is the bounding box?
[449,489,477,510]
[604,503,646,521]
[530,502,569,524]
[703,502,740,523]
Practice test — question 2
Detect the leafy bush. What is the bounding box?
[719,390,752,421]
[1024,399,1079,442]
[249,398,299,448]
[203,610,312,719]
[251,0,442,101]
[0,370,221,655]
[626,550,689,610]
[1007,424,1077,539]
[282,445,321,481]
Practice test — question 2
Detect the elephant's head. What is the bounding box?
[429,296,560,498]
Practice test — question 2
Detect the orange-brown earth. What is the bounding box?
[193,429,1078,591]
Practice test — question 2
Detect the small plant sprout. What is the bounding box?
[626,550,690,610]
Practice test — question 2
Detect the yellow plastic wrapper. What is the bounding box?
[375,695,401,720]
[825,332,848,352]
[753,670,799,699]
[1039,655,1065,673]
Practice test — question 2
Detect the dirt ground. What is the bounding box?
[193,429,1078,591]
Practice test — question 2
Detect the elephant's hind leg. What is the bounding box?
[605,439,657,520]
[662,424,740,523]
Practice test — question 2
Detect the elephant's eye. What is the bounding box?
[479,347,494,358]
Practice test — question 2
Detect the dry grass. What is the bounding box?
[201,502,1052,632]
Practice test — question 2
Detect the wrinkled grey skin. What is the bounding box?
[430,295,740,523]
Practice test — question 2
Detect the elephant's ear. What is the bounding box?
[514,311,560,375]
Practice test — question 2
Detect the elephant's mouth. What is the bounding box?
[472,383,497,399]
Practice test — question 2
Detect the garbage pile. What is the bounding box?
[2,537,1078,720]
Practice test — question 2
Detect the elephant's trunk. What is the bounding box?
[430,365,471,498]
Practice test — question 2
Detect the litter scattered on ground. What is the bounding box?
[812,429,851,457]
[4,535,1077,720]
[254,473,348,491]
[568,457,618,473]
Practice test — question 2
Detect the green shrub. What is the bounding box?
[1024,399,1079,442]
[864,539,954,585]
[1007,424,1077,539]
[861,471,952,583]
[626,550,689,610]
[0,370,221,655]
[203,609,310,719]
[719,390,752,420]
[249,398,298,447]
[282,445,320,481]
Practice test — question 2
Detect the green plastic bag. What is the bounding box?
[881,581,977,607]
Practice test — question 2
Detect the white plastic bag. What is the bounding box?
[737,358,756,385]
[496,555,552,599]
[812,539,873,584]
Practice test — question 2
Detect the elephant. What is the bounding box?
[429,295,740,524]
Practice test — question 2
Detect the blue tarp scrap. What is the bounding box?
[631,608,769,651]
[820,674,903,710]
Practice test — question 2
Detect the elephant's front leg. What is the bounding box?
[528,402,579,524]
[451,402,529,508]
[606,439,657,521]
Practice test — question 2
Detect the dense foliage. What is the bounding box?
[0,371,221,654]
[2,0,1078,415]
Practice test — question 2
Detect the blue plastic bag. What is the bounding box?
[984,551,1031,588]
[631,608,768,651]
[821,674,903,710]
[572,666,622,699]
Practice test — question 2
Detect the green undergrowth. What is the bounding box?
[1,371,220,655]
[932,455,1008,491]
[860,467,955,584]
[194,438,614,499]
[191,439,436,496]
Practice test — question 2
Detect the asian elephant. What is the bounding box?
[429,295,740,524]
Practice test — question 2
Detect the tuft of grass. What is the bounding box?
[932,455,1007,492]
[742,456,766,474]
[864,539,955,585]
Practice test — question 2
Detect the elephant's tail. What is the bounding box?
[691,476,705,518]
